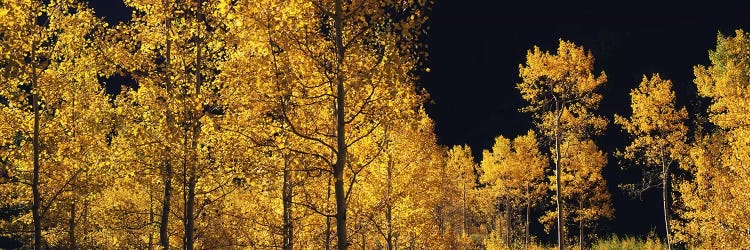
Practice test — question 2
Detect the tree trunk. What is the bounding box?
[386,136,393,250]
[68,65,78,250]
[554,100,564,250]
[149,186,154,250]
[385,194,393,250]
[184,72,200,250]
[462,179,467,237]
[579,202,583,250]
[333,0,348,249]
[160,161,173,249]
[184,177,196,250]
[69,202,76,249]
[83,200,89,247]
[663,163,671,250]
[579,219,583,250]
[31,46,43,250]
[506,199,511,248]
[181,137,189,249]
[283,153,294,250]
[185,4,204,248]
[526,195,530,249]
[386,193,393,250]
[334,161,347,250]
[325,177,332,250]
[160,12,173,250]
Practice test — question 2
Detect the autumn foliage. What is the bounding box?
[0,0,748,249]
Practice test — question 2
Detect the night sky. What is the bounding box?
[86,0,750,240]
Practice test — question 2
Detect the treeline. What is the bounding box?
[0,0,748,250]
[459,34,750,249]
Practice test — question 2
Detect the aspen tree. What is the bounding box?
[517,40,607,249]
[616,74,687,250]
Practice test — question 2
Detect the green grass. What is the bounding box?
[590,234,664,250]
[476,233,665,250]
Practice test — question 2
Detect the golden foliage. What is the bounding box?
[675,29,750,248]
[517,39,608,139]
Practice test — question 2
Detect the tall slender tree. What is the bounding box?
[616,74,687,249]
[445,145,476,246]
[539,136,613,248]
[517,39,607,249]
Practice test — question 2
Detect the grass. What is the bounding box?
[478,233,665,250]
[590,234,664,250]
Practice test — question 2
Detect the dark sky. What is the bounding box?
[424,0,749,153]
[86,0,749,240]
[423,0,750,238]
